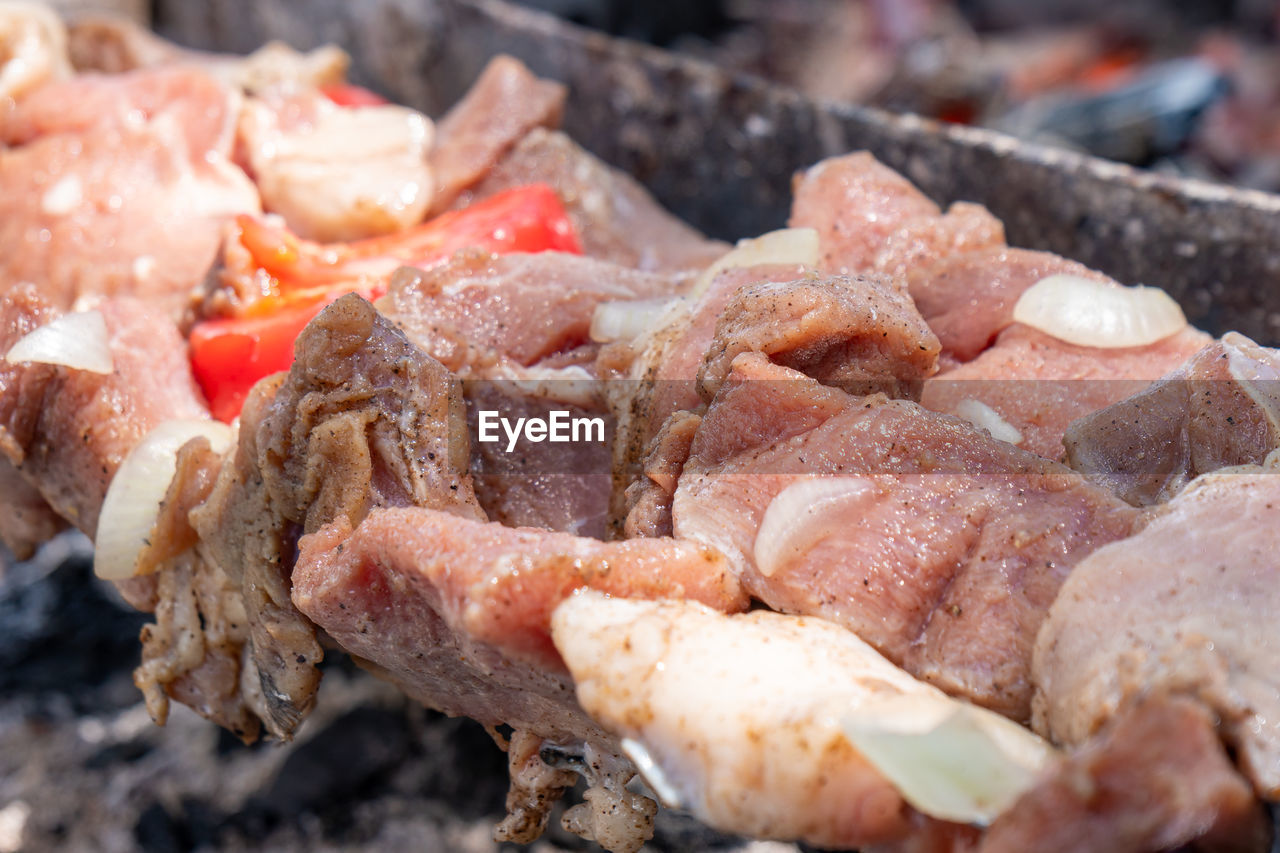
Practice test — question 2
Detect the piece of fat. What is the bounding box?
[550,592,1056,847]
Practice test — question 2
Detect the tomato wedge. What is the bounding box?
[318,83,389,108]
[190,184,582,422]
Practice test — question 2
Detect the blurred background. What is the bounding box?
[517,0,1280,191]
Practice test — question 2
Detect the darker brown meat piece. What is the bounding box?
[623,410,702,539]
[192,293,483,739]
[0,460,64,559]
[134,437,261,741]
[468,128,727,272]
[982,695,1269,853]
[1064,332,1280,505]
[428,55,566,214]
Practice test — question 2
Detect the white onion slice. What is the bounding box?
[5,310,114,374]
[687,227,820,300]
[754,477,877,577]
[1012,274,1186,348]
[842,694,1053,825]
[590,296,682,344]
[94,419,233,581]
[953,399,1023,445]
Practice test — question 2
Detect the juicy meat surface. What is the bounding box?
[907,248,1114,363]
[428,55,565,214]
[920,324,1212,459]
[1064,332,1280,504]
[0,458,64,559]
[466,380,613,538]
[1033,467,1280,798]
[673,354,1137,720]
[698,272,941,401]
[788,152,1004,281]
[612,264,937,536]
[468,128,727,272]
[293,506,746,676]
[192,294,482,738]
[380,250,680,374]
[0,67,260,315]
[0,286,209,536]
[982,694,1269,853]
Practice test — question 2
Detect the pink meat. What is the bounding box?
[380,250,680,373]
[291,507,748,739]
[672,354,1137,720]
[789,152,1004,280]
[0,67,260,315]
[0,285,209,536]
[1033,468,1280,798]
[907,248,1115,362]
[920,324,1212,459]
[428,55,566,214]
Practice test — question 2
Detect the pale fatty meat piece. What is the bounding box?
[673,354,1137,720]
[920,323,1212,459]
[1064,332,1280,504]
[0,67,260,315]
[551,592,984,849]
[238,88,435,241]
[1033,467,1280,799]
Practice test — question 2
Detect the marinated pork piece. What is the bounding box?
[133,436,263,741]
[674,354,1138,720]
[622,409,701,538]
[907,248,1114,362]
[613,261,939,536]
[466,380,613,538]
[0,66,260,314]
[980,695,1269,853]
[192,294,483,739]
[789,152,1004,280]
[292,509,746,851]
[1064,332,1280,505]
[698,272,941,401]
[467,128,728,272]
[920,323,1211,459]
[1033,467,1280,798]
[238,88,435,241]
[379,250,680,374]
[552,593,1054,849]
[0,459,63,559]
[292,507,746,683]
[428,55,566,214]
[0,286,210,535]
